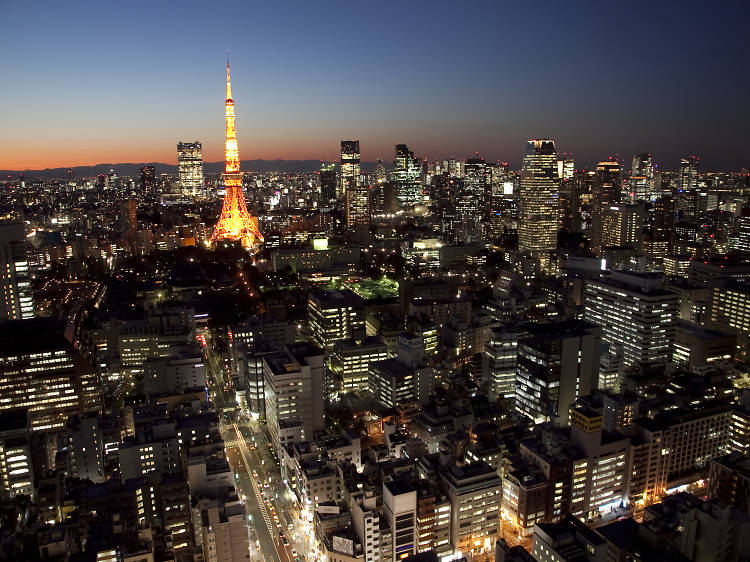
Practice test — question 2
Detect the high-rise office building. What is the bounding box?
[590,159,622,252]
[375,157,387,183]
[346,182,371,228]
[340,140,360,198]
[709,283,750,358]
[319,162,337,206]
[262,343,324,451]
[584,271,679,371]
[514,320,601,426]
[391,143,422,208]
[0,217,33,322]
[119,199,137,237]
[200,502,249,562]
[139,165,156,196]
[441,461,502,557]
[482,326,519,400]
[600,203,645,250]
[629,153,654,201]
[729,208,750,254]
[0,319,100,431]
[679,155,699,192]
[0,408,34,500]
[557,153,575,182]
[307,289,365,351]
[177,141,203,195]
[331,337,387,394]
[557,154,577,231]
[383,480,417,560]
[464,156,489,208]
[518,139,559,267]
[458,156,488,242]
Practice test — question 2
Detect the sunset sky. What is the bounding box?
[1,0,748,171]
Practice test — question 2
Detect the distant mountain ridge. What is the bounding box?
[1,159,380,179]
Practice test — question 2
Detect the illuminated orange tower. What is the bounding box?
[210,59,263,249]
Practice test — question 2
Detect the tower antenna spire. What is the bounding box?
[211,58,263,249]
[225,50,232,100]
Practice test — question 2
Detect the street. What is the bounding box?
[201,329,314,562]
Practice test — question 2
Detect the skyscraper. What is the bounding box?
[514,320,601,426]
[262,343,324,452]
[629,153,654,201]
[119,199,137,237]
[518,139,559,267]
[319,162,337,207]
[375,157,387,183]
[679,155,700,192]
[345,182,371,228]
[177,141,203,195]
[0,409,33,500]
[557,153,574,181]
[340,140,360,198]
[346,178,372,245]
[600,203,645,250]
[0,318,100,431]
[391,143,422,208]
[139,165,156,196]
[458,156,488,242]
[482,326,519,399]
[729,208,750,253]
[584,271,679,371]
[590,159,621,252]
[0,217,33,322]
[676,155,700,218]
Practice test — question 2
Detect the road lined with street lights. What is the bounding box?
[201,329,305,562]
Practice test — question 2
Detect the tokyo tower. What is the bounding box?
[210,59,263,249]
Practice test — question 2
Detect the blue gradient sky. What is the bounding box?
[1,0,748,170]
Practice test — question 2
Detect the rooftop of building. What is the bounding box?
[370,358,413,378]
[711,452,750,478]
[445,459,501,485]
[334,336,385,353]
[0,407,29,434]
[0,317,73,355]
[520,318,599,339]
[409,294,470,305]
[402,552,440,562]
[264,349,301,376]
[595,518,690,562]
[675,319,735,340]
[309,288,364,307]
[176,411,219,430]
[384,479,415,497]
[507,464,547,488]
[287,341,324,364]
[592,270,677,297]
[536,513,607,548]
[690,256,750,270]
[636,399,731,431]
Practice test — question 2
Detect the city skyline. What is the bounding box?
[2,0,749,171]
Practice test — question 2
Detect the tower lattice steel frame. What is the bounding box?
[210,60,263,249]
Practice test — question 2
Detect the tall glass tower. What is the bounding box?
[629,153,654,201]
[518,139,559,267]
[177,141,204,196]
[340,140,360,198]
[0,217,34,321]
[391,143,422,208]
